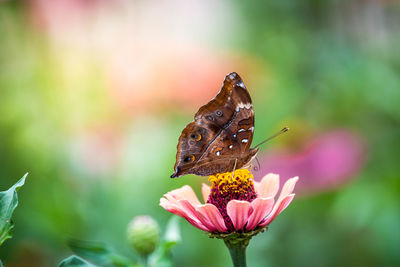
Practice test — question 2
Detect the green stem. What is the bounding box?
[139,255,149,267]
[224,238,249,267]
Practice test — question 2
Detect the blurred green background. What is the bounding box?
[1,0,399,266]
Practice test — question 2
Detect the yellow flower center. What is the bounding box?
[207,169,257,232]
[208,169,255,196]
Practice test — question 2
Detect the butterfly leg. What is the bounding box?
[253,156,260,172]
[232,158,238,177]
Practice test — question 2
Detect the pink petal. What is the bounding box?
[160,198,209,231]
[256,173,280,198]
[253,181,260,193]
[260,194,295,227]
[196,204,228,232]
[165,185,201,205]
[177,199,211,231]
[226,200,252,231]
[160,198,188,219]
[277,176,299,202]
[201,183,211,203]
[245,197,274,230]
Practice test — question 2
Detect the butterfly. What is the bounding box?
[171,72,260,178]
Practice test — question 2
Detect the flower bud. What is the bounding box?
[127,215,160,257]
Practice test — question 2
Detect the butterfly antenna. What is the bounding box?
[254,126,289,149]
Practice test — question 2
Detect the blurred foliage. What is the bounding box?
[0,174,27,246]
[60,216,180,267]
[67,240,132,267]
[59,256,98,267]
[0,0,399,266]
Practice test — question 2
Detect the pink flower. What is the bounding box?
[160,169,298,234]
[254,130,365,195]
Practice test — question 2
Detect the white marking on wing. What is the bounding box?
[237,102,252,109]
[238,128,246,133]
[242,139,248,143]
[234,102,253,113]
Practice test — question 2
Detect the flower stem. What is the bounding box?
[224,238,249,267]
[139,255,149,267]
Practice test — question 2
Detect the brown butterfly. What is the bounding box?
[171,72,260,178]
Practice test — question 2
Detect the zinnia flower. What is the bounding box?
[160,169,298,266]
[160,169,297,234]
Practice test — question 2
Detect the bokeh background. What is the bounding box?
[1,0,399,266]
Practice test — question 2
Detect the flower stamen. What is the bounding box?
[207,169,257,231]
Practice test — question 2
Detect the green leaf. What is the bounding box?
[58,255,98,267]
[0,258,3,267]
[149,217,181,267]
[163,216,181,249]
[0,173,28,246]
[68,239,133,267]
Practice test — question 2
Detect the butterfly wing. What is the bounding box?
[171,72,258,178]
